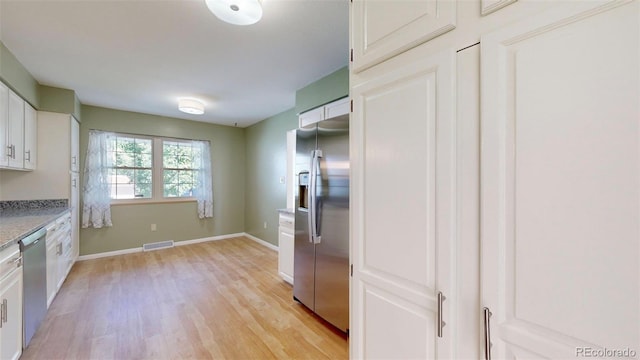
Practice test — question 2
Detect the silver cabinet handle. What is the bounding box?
[11,256,22,268]
[11,145,15,159]
[25,150,31,162]
[72,178,77,188]
[483,307,492,360]
[72,155,77,165]
[1,299,7,325]
[6,145,11,157]
[437,291,446,338]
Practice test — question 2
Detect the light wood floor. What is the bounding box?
[22,237,348,360]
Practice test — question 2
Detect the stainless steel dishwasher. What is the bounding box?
[19,227,47,348]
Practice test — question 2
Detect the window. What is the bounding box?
[108,135,153,199]
[103,133,208,203]
[83,130,213,227]
[162,140,201,198]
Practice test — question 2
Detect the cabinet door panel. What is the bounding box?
[24,103,37,170]
[0,83,8,167]
[351,48,456,358]
[70,117,79,172]
[7,90,24,168]
[0,269,23,360]
[351,0,455,72]
[481,1,639,357]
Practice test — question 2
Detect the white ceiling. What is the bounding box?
[0,0,349,127]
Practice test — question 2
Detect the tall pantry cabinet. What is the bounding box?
[349,0,639,358]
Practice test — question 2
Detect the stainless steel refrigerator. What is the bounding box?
[293,114,349,333]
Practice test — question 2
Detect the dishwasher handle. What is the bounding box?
[19,227,47,250]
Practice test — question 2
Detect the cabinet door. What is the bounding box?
[23,103,37,170]
[351,0,455,72]
[7,90,24,168]
[0,268,23,360]
[299,107,323,128]
[0,83,8,167]
[481,2,639,358]
[71,173,80,260]
[351,48,456,358]
[278,227,294,285]
[323,97,349,120]
[70,117,79,172]
[46,236,57,307]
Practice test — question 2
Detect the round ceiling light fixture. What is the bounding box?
[178,99,205,115]
[205,0,263,26]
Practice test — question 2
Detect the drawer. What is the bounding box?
[278,214,294,230]
[0,244,21,281]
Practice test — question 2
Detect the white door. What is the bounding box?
[351,47,456,358]
[0,82,8,167]
[0,268,23,360]
[481,1,639,358]
[351,0,455,72]
[7,90,24,168]
[23,103,37,170]
[70,117,79,172]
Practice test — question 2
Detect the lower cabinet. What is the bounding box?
[45,212,74,308]
[0,245,23,360]
[278,212,294,285]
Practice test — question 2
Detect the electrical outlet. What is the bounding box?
[263,221,267,229]
[151,224,157,231]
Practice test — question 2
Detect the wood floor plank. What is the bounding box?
[21,237,348,360]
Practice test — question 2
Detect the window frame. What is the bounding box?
[108,133,198,205]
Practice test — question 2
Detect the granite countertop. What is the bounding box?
[278,208,295,215]
[0,200,71,250]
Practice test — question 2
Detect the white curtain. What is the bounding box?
[82,130,114,228]
[194,140,213,218]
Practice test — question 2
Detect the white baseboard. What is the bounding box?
[174,233,245,247]
[242,233,279,252]
[77,232,250,261]
[279,272,294,285]
[77,247,141,261]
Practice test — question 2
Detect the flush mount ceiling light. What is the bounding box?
[205,0,263,26]
[178,99,205,115]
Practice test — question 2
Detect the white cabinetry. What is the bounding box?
[351,47,456,359]
[45,213,73,307]
[298,97,349,127]
[350,0,638,358]
[0,83,7,167]
[36,112,80,265]
[351,0,455,72]
[6,91,24,169]
[0,81,37,171]
[480,2,639,358]
[277,212,294,285]
[0,244,23,360]
[23,103,37,170]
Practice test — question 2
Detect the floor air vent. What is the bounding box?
[143,240,174,252]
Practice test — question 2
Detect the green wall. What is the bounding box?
[295,66,348,115]
[0,42,40,107]
[245,67,348,246]
[79,105,246,255]
[244,109,298,245]
[39,85,81,120]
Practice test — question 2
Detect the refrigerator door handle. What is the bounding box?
[310,149,323,244]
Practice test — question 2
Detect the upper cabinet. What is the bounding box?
[350,0,456,73]
[298,97,349,128]
[0,83,8,168]
[24,103,37,170]
[0,81,37,171]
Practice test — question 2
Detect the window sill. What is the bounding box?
[110,198,197,206]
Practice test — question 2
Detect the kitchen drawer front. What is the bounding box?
[0,245,21,282]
